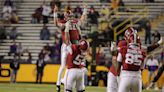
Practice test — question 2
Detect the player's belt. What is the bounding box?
[71,40,79,44]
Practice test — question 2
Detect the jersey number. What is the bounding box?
[125,53,143,66]
[73,54,85,65]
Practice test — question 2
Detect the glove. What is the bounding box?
[56,85,60,92]
[110,41,116,51]
[157,37,163,45]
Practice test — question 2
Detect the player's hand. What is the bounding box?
[82,3,87,15]
[83,3,87,9]
[110,41,116,51]
[56,85,60,92]
[157,37,163,45]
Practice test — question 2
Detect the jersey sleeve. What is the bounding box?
[117,40,127,50]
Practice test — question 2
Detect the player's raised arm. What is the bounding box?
[147,37,163,53]
[64,20,71,45]
[80,3,88,23]
[110,41,121,75]
[53,5,59,26]
[53,5,64,28]
[142,37,163,53]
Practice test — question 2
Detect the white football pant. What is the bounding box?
[65,68,84,91]
[57,43,68,85]
[107,72,118,92]
[118,70,142,92]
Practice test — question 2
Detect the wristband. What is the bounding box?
[53,12,58,18]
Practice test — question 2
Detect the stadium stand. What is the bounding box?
[0,0,164,63]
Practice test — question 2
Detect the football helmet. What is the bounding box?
[128,33,141,46]
[79,40,89,51]
[124,27,137,41]
[64,10,74,20]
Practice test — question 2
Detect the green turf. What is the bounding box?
[0,83,161,92]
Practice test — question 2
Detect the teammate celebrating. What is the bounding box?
[107,27,163,92]
[65,40,89,92]
[116,33,146,92]
[107,27,137,92]
[116,32,163,92]
[53,4,88,92]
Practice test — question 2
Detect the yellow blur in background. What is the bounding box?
[0,64,163,88]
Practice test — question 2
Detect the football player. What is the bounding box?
[116,33,146,92]
[53,4,88,92]
[116,32,163,92]
[107,27,137,92]
[107,27,163,92]
[65,40,89,92]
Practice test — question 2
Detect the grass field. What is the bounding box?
[0,83,162,92]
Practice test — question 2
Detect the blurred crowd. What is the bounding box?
[1,0,20,24]
[0,0,163,64]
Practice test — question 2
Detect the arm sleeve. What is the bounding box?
[117,52,122,63]
[147,43,160,53]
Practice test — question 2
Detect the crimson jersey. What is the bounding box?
[59,19,80,43]
[119,45,146,71]
[109,40,127,76]
[117,40,128,50]
[66,44,85,69]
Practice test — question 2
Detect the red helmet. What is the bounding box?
[128,33,141,46]
[79,40,89,51]
[64,10,74,20]
[124,27,137,41]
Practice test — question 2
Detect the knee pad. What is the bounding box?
[66,89,72,92]
[78,90,85,92]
